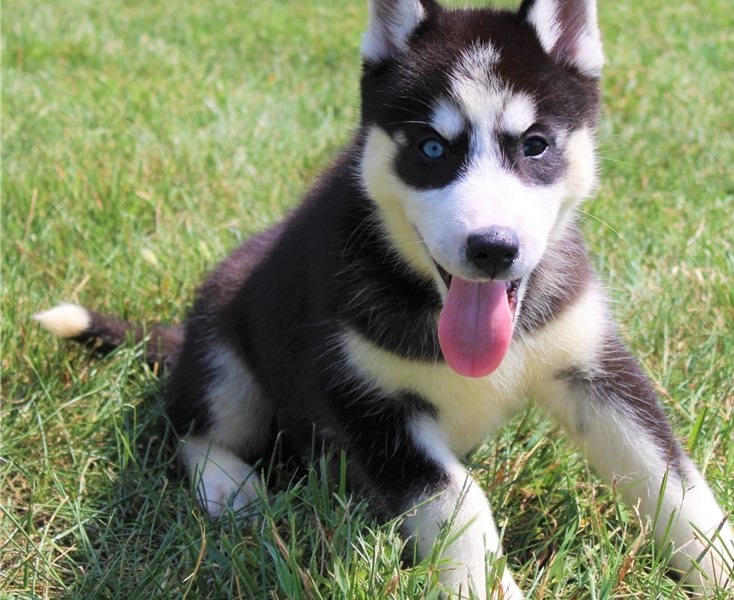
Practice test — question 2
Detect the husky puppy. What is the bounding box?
[35,0,733,597]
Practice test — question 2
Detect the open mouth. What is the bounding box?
[434,261,521,318]
[433,259,521,378]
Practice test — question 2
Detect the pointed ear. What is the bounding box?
[361,0,431,63]
[520,0,604,77]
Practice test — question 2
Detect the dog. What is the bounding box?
[35,0,733,597]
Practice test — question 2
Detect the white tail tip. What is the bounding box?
[33,303,92,338]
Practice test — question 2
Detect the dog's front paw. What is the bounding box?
[439,569,524,600]
[496,573,525,600]
[669,515,734,594]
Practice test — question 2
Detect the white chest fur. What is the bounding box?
[342,284,608,456]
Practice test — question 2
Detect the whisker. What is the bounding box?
[597,155,647,169]
[396,95,436,112]
[381,103,431,119]
[578,209,626,241]
[385,120,432,127]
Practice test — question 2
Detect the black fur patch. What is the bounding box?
[500,125,568,187]
[329,197,444,360]
[516,225,593,334]
[327,384,448,513]
[392,124,470,191]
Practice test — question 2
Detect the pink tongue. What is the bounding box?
[438,277,513,378]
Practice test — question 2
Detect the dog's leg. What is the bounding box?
[540,335,733,591]
[167,338,273,518]
[337,398,523,600]
[407,416,524,600]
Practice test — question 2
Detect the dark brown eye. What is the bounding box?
[523,136,548,158]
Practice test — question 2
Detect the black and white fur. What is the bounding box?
[35,0,733,597]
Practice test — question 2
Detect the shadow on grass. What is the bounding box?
[60,360,405,599]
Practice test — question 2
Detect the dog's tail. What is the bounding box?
[33,303,184,369]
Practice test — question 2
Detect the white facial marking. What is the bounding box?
[499,92,537,136]
[359,125,438,280]
[562,126,597,202]
[393,130,408,146]
[454,41,500,84]
[450,42,503,144]
[436,48,561,280]
[430,98,465,141]
[404,157,563,281]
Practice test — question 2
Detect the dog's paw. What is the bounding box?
[196,462,260,519]
[180,437,262,519]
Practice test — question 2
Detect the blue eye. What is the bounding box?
[420,138,445,159]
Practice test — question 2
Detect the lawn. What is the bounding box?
[2,0,733,598]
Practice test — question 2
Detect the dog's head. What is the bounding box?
[358,0,603,376]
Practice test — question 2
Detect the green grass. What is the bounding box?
[2,0,733,597]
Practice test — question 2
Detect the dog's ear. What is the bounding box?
[361,0,434,63]
[519,0,603,77]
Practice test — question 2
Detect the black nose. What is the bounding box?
[465,227,519,277]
